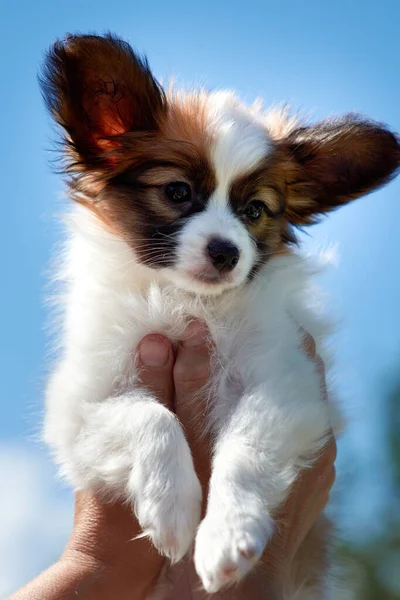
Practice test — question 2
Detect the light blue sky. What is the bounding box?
[1,0,399,595]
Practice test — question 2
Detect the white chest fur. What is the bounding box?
[45,209,334,596]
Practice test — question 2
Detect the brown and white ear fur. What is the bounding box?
[276,115,400,225]
[39,33,166,171]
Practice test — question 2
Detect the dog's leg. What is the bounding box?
[194,371,330,593]
[45,372,202,562]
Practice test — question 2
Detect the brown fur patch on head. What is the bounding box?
[229,155,293,272]
[96,136,216,266]
[164,89,213,154]
[95,93,216,256]
[91,94,216,266]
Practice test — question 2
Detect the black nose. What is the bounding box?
[207,238,240,272]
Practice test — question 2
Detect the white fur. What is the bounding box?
[206,91,272,185]
[163,92,272,297]
[45,99,334,595]
[164,199,255,294]
[45,211,332,589]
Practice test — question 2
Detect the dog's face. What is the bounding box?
[40,34,400,295]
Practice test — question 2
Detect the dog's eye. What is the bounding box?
[244,200,264,221]
[164,182,192,203]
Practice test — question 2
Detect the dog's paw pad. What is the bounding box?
[194,514,273,592]
[137,485,202,562]
[237,539,259,560]
[221,561,238,577]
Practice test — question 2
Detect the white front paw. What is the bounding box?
[129,412,202,563]
[136,471,202,563]
[194,511,274,593]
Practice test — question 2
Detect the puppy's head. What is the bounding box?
[40,34,400,295]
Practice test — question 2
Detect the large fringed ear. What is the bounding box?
[39,33,166,168]
[280,115,400,225]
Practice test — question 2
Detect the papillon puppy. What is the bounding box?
[40,33,400,598]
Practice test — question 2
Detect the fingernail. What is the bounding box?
[139,336,170,367]
[182,321,207,347]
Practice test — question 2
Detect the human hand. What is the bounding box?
[9,324,210,600]
[10,325,335,600]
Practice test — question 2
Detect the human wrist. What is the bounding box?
[8,559,94,600]
[59,551,154,600]
[9,556,151,600]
